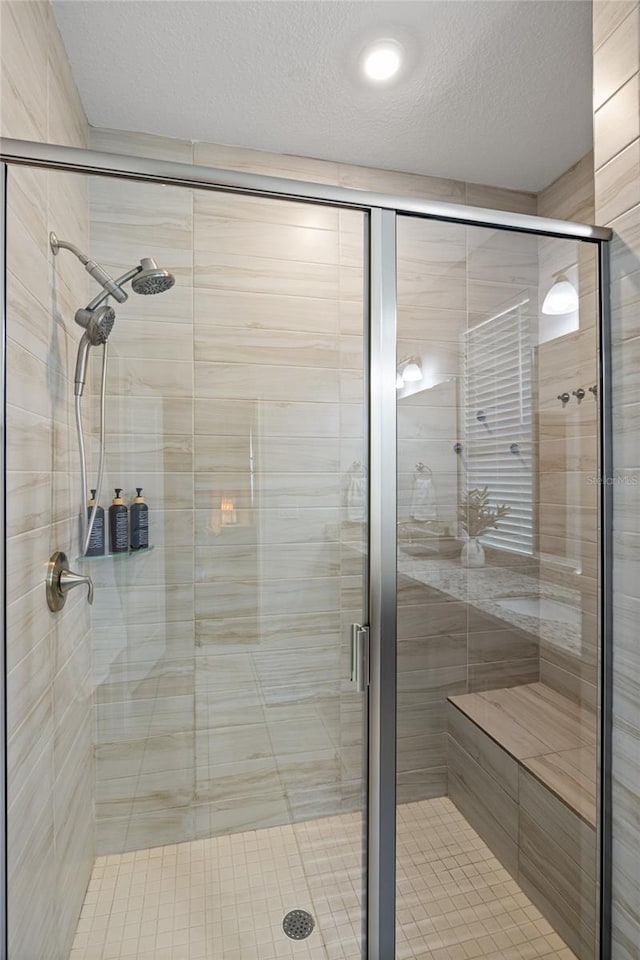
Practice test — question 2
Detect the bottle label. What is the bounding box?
[131,507,149,549]
[111,509,128,552]
[86,510,104,556]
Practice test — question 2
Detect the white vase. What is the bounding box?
[461,537,485,568]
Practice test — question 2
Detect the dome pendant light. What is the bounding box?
[542,272,579,315]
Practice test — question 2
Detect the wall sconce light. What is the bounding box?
[220,496,237,525]
[396,355,422,388]
[542,270,579,315]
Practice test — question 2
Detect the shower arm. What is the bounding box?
[85,264,142,311]
[50,232,129,305]
[84,265,143,313]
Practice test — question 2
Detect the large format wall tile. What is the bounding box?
[593,4,640,952]
[1,3,93,957]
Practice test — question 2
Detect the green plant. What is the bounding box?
[458,486,510,539]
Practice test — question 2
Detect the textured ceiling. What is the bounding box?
[52,0,593,192]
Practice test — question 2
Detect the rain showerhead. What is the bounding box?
[131,258,176,296]
[52,234,176,310]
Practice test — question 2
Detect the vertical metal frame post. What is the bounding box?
[367,208,397,960]
[597,239,613,960]
[0,163,7,960]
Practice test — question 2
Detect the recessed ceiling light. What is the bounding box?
[362,41,403,82]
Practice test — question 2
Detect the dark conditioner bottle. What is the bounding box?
[130,488,149,550]
[86,489,105,557]
[109,489,129,554]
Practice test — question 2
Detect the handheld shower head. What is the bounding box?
[131,258,176,296]
[86,305,115,345]
[74,305,115,396]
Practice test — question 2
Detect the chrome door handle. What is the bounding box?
[46,551,94,611]
[350,623,370,692]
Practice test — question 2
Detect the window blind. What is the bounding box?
[463,300,534,555]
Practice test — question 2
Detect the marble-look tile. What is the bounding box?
[47,19,88,148]
[8,733,54,875]
[96,766,194,820]
[468,658,539,692]
[8,800,56,960]
[193,797,290,839]
[595,75,640,171]
[448,737,519,878]
[195,286,341,334]
[106,807,196,855]
[466,182,537,215]
[102,356,193,397]
[467,628,539,664]
[196,755,283,804]
[448,703,519,800]
[195,399,340,440]
[195,323,340,368]
[338,162,465,203]
[197,189,339,231]
[97,694,194,744]
[593,2,639,109]
[96,432,193,474]
[595,139,640,224]
[195,249,340,299]
[535,151,595,222]
[7,628,54,740]
[593,0,638,49]
[91,583,194,629]
[397,269,467,311]
[196,541,339,582]
[397,731,447,774]
[397,629,466,673]
[96,731,194,782]
[195,213,340,265]
[467,279,535,318]
[467,228,538,285]
[398,600,467,640]
[90,126,194,163]
[397,305,467,346]
[194,139,339,184]
[397,217,466,278]
[0,0,49,141]
[95,658,194,705]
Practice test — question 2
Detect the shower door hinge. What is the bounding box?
[350,624,370,692]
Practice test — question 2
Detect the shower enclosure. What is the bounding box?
[0,138,612,960]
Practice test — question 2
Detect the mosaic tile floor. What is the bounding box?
[69,797,577,960]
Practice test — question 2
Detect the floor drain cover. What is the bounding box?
[282,909,315,940]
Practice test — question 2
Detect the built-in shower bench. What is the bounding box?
[447,682,597,960]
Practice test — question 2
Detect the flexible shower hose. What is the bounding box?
[76,340,108,557]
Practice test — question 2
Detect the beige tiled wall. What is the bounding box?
[88,126,543,844]
[395,213,542,803]
[592,2,640,956]
[0,1,93,957]
[87,128,369,852]
[536,155,600,711]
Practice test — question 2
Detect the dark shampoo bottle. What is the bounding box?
[85,489,105,557]
[109,489,129,554]
[130,488,149,550]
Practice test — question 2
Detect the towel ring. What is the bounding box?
[415,462,433,476]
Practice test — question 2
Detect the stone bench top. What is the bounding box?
[449,682,597,826]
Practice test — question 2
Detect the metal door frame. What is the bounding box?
[0,138,613,960]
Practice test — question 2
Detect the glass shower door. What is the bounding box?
[394,214,600,960]
[3,163,369,959]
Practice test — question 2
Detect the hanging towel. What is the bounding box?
[411,474,437,521]
[347,475,367,522]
